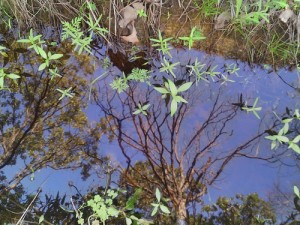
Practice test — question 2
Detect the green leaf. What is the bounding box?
[292,135,300,143]
[151,206,158,216]
[170,99,178,117]
[154,87,169,94]
[7,74,20,79]
[125,188,142,210]
[49,53,63,60]
[265,136,276,141]
[174,95,188,104]
[159,204,170,214]
[126,218,132,225]
[177,82,193,92]
[290,143,300,154]
[39,215,44,224]
[168,79,177,96]
[277,135,289,143]
[38,63,47,71]
[38,48,47,59]
[142,104,150,110]
[271,141,277,150]
[155,188,161,202]
[294,186,300,198]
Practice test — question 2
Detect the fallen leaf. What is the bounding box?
[121,21,140,44]
[279,8,296,23]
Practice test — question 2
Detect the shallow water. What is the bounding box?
[1,32,300,222]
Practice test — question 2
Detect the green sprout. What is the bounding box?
[187,58,208,84]
[265,109,300,153]
[225,63,240,76]
[17,29,45,54]
[154,79,193,116]
[179,27,206,49]
[37,48,63,71]
[242,97,262,119]
[133,103,150,116]
[110,74,129,93]
[150,30,173,57]
[0,68,20,90]
[160,57,180,78]
[56,87,74,100]
[49,68,62,80]
[137,9,147,18]
[151,188,170,216]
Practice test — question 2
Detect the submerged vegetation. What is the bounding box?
[0,0,299,224]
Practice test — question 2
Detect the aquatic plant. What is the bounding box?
[150,31,173,57]
[154,79,193,117]
[179,27,206,50]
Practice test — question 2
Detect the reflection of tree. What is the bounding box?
[0,37,111,192]
[95,77,273,224]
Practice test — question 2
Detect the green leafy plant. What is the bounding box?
[61,16,93,54]
[37,48,63,71]
[151,188,170,216]
[110,73,129,93]
[0,68,20,90]
[160,57,180,78]
[137,9,147,18]
[225,63,240,76]
[133,103,150,115]
[127,68,150,83]
[56,87,74,100]
[242,98,262,119]
[154,79,193,116]
[242,97,262,119]
[49,68,62,80]
[187,58,208,84]
[150,31,173,57]
[85,13,109,40]
[265,109,300,153]
[179,27,206,49]
[17,29,45,54]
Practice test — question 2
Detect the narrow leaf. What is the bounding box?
[177,82,193,92]
[159,204,170,214]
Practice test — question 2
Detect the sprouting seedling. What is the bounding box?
[56,87,74,100]
[38,48,63,71]
[225,63,240,76]
[203,65,220,81]
[150,30,173,57]
[151,188,170,216]
[86,13,109,39]
[154,79,193,117]
[49,68,62,80]
[179,27,206,49]
[220,74,235,85]
[137,9,147,18]
[0,68,20,90]
[187,58,208,84]
[265,109,300,153]
[17,29,45,54]
[242,97,262,119]
[133,103,150,115]
[110,73,129,93]
[160,57,180,78]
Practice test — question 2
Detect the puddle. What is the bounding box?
[0,25,299,223]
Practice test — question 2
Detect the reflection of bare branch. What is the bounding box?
[96,78,276,221]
